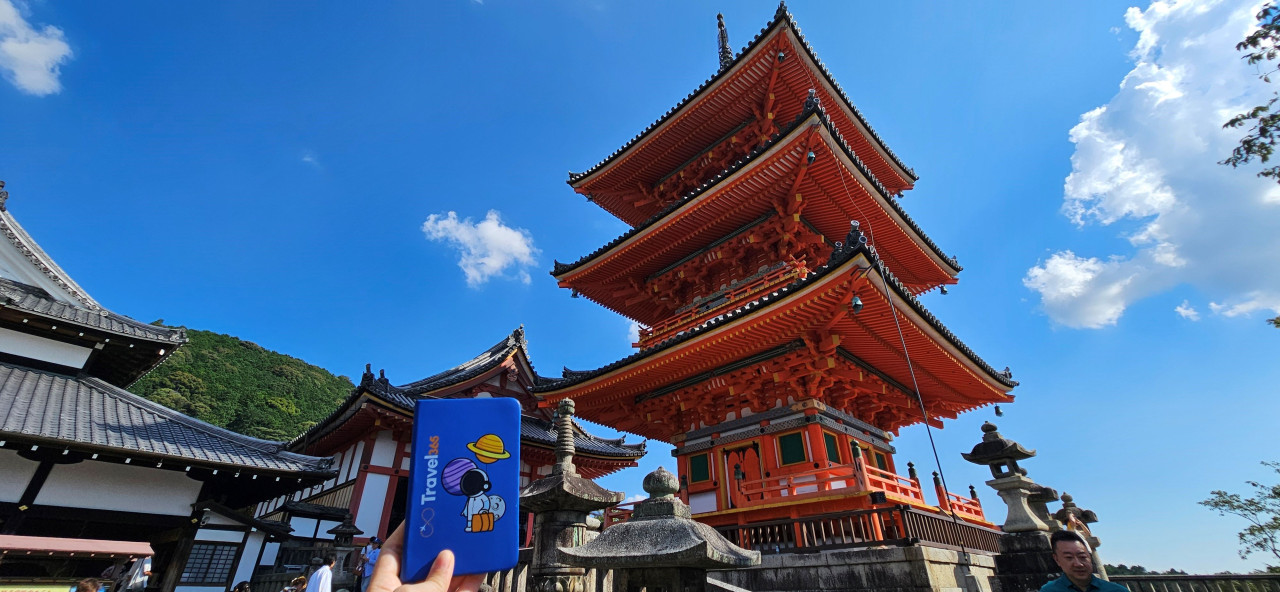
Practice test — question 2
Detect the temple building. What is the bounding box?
[252,329,644,565]
[535,4,1017,541]
[0,185,337,592]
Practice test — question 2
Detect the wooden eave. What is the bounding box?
[556,114,958,325]
[568,12,915,225]
[539,251,1012,441]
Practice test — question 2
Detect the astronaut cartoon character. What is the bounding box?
[440,434,510,532]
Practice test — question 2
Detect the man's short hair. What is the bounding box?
[324,552,338,565]
[77,578,100,592]
[1050,530,1089,552]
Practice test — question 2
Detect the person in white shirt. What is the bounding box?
[305,553,336,592]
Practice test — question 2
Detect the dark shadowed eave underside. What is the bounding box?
[538,240,1015,396]
[567,2,917,189]
[552,105,961,282]
[0,362,335,476]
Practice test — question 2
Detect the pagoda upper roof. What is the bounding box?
[552,106,961,322]
[537,232,1015,440]
[567,3,917,225]
[0,361,337,477]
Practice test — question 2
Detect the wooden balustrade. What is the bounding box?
[601,502,637,529]
[863,465,926,503]
[1110,574,1280,592]
[944,490,985,521]
[713,505,1001,555]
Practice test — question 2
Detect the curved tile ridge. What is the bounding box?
[553,103,959,279]
[567,1,914,186]
[536,227,1013,394]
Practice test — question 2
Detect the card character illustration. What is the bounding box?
[441,434,510,533]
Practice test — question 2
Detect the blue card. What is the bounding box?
[404,398,521,578]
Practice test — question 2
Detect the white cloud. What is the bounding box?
[422,210,539,287]
[626,320,643,346]
[0,0,72,96]
[301,153,320,168]
[622,494,647,504]
[1175,300,1200,320]
[1026,0,1280,327]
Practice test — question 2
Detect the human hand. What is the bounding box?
[367,524,484,592]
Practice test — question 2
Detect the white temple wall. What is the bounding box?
[355,473,389,536]
[0,449,38,502]
[0,327,92,368]
[234,532,266,586]
[369,430,396,468]
[36,461,202,515]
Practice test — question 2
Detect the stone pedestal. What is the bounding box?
[987,475,1050,533]
[990,532,1056,592]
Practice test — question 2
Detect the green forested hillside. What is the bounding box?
[131,328,354,441]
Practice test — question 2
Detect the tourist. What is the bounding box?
[365,524,483,592]
[282,575,307,592]
[75,578,101,592]
[1040,531,1125,592]
[305,553,336,592]
[232,582,250,592]
[359,538,382,592]
[122,557,151,592]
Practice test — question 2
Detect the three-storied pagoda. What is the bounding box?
[536,4,1017,536]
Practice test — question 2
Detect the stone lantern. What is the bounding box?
[559,466,759,592]
[962,422,1047,533]
[962,422,1056,592]
[326,514,363,591]
[520,399,623,592]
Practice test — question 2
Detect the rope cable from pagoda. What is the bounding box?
[815,88,974,559]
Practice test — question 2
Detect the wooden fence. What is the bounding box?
[712,504,1001,554]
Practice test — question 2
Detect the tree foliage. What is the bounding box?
[1200,461,1280,567]
[131,328,354,441]
[1223,3,1280,181]
[1105,565,1188,576]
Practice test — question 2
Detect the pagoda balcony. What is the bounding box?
[635,261,806,349]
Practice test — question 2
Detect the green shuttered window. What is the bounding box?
[778,432,806,465]
[823,432,840,464]
[689,453,710,483]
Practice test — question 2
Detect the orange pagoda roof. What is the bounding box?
[536,232,1014,442]
[553,105,961,326]
[568,2,917,226]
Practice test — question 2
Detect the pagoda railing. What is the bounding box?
[941,490,985,522]
[733,462,928,507]
[713,505,1001,555]
[637,262,804,348]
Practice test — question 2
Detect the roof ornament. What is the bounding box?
[717,13,733,72]
[360,364,375,387]
[804,88,820,111]
[0,181,7,211]
[774,1,790,21]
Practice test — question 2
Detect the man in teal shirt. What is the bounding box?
[1040,531,1127,592]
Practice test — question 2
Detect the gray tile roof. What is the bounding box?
[520,414,645,459]
[0,362,335,475]
[0,277,185,343]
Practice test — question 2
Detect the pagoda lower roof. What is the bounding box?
[536,238,1014,441]
[553,108,960,323]
[568,2,917,225]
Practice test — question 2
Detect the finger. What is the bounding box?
[448,573,485,592]
[396,550,455,592]
[368,526,406,592]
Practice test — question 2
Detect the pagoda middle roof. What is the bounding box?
[537,234,1015,439]
[552,106,961,321]
[568,2,917,224]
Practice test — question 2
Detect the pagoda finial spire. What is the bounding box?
[717,13,732,72]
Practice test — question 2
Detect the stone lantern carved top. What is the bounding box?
[559,467,760,569]
[962,422,1036,479]
[520,398,622,513]
[1053,493,1098,526]
[1028,485,1059,504]
[326,513,363,547]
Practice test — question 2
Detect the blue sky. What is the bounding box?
[2,0,1278,573]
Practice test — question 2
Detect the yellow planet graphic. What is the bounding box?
[467,434,510,463]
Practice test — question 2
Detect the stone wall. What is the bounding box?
[708,546,997,592]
